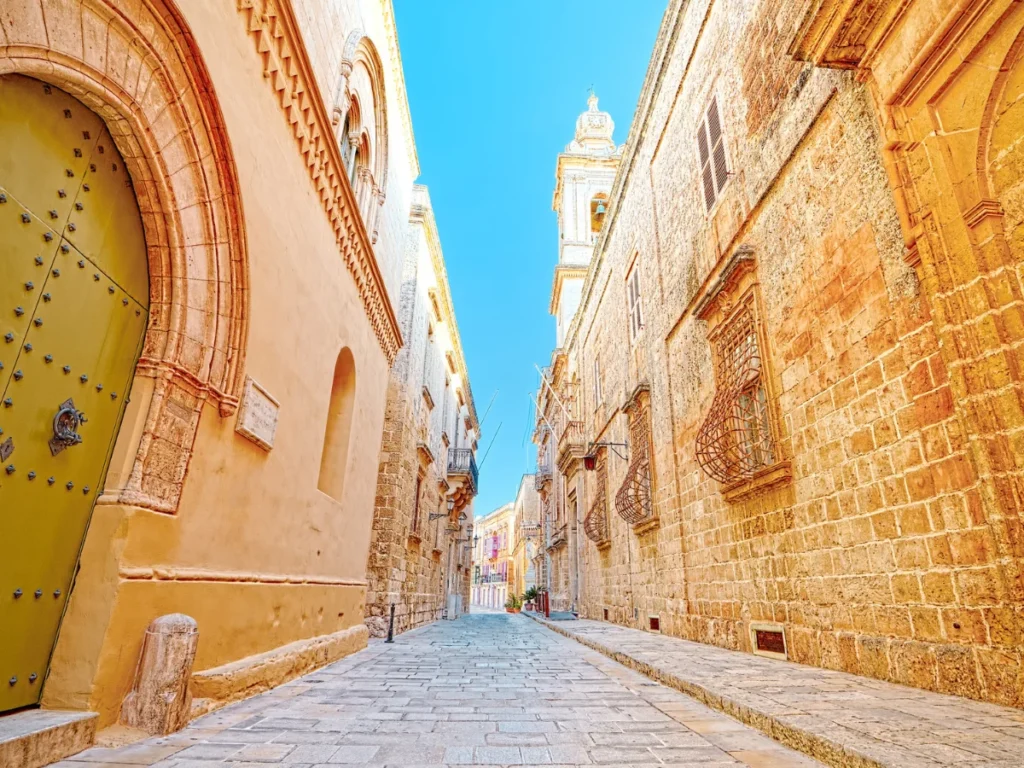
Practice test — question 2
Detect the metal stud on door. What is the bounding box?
[0,74,150,712]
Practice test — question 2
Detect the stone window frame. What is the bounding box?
[625,256,644,344]
[694,247,791,501]
[592,355,603,411]
[410,473,424,538]
[697,94,731,214]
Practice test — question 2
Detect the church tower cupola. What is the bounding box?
[549,93,622,348]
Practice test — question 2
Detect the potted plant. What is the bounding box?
[505,593,522,613]
[522,586,539,612]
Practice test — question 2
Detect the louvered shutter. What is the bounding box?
[708,98,728,193]
[697,121,715,211]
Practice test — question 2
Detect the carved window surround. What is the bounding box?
[694,247,790,502]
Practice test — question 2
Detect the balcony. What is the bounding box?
[534,462,552,490]
[556,419,585,468]
[544,518,567,551]
[447,448,478,513]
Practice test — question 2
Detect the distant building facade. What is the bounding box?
[534,0,1024,709]
[472,503,515,609]
[510,475,541,600]
[365,186,479,637]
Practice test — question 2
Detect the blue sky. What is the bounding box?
[392,1,665,517]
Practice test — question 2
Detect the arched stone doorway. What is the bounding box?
[0,0,250,714]
[0,0,250,517]
[0,73,151,713]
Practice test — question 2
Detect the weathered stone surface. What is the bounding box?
[0,710,96,768]
[364,187,478,637]
[120,614,199,735]
[530,0,1024,710]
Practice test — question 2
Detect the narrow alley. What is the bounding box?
[55,614,818,767]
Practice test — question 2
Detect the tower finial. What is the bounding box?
[587,85,598,110]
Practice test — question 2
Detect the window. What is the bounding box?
[411,476,422,533]
[626,264,643,341]
[697,96,729,212]
[318,347,357,501]
[593,357,602,407]
[696,293,777,483]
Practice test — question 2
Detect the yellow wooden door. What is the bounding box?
[0,74,149,712]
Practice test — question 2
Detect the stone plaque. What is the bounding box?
[235,376,279,451]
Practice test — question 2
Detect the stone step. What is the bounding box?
[0,709,97,768]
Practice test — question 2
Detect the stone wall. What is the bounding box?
[557,0,1024,707]
[364,187,479,637]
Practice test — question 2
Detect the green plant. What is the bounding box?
[522,586,539,602]
[505,593,522,610]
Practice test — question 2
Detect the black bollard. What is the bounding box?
[385,603,395,643]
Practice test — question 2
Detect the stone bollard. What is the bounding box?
[119,614,199,735]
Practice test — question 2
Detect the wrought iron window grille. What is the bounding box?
[696,295,777,484]
[615,398,654,525]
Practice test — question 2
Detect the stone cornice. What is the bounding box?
[552,152,621,211]
[237,0,402,364]
[549,265,590,316]
[380,0,420,176]
[790,0,911,71]
[409,186,480,431]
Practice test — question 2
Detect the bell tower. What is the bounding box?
[550,93,621,347]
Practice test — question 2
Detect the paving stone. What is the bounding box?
[536,615,1024,768]
[56,614,819,767]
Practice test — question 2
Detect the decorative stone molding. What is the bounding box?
[693,245,756,321]
[790,0,908,70]
[964,198,1005,230]
[1,0,251,514]
[237,0,401,364]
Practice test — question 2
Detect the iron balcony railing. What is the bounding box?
[474,574,507,585]
[447,448,479,495]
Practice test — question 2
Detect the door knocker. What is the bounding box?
[49,399,86,456]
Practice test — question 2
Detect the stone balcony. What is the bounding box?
[556,418,585,470]
[546,522,568,551]
[447,447,478,513]
[534,462,552,490]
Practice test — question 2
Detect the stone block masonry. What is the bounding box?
[533,0,1024,710]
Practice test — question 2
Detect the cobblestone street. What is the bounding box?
[55,614,819,767]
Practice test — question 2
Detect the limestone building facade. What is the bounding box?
[510,474,541,600]
[536,0,1024,708]
[364,185,479,637]
[534,94,621,613]
[471,503,515,609]
[0,0,431,737]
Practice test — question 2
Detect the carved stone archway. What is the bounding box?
[0,0,250,513]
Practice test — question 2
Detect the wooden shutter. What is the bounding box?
[708,97,728,193]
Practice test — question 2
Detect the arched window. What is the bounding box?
[590,194,609,233]
[340,112,352,167]
[350,133,370,188]
[318,347,357,501]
